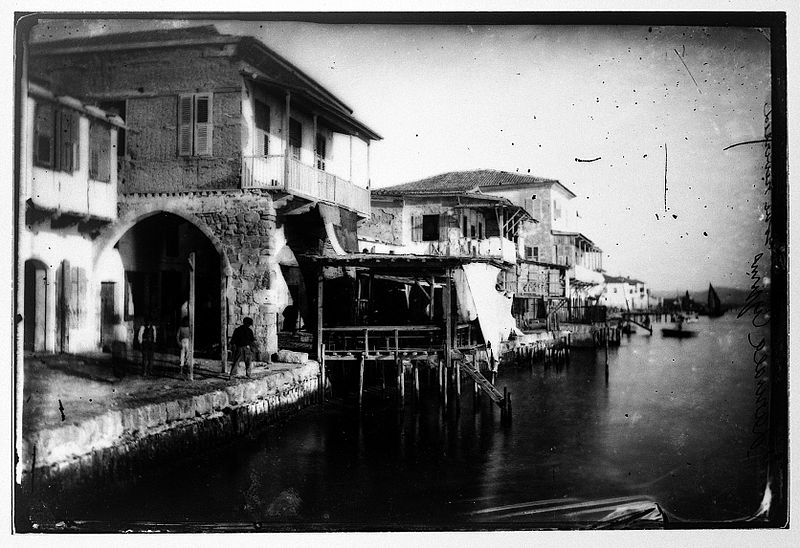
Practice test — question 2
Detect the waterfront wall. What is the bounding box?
[19,363,322,497]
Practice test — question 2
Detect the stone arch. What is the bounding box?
[96,205,232,367]
[93,205,231,276]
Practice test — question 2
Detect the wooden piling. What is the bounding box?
[456,359,461,398]
[320,344,326,403]
[358,353,365,409]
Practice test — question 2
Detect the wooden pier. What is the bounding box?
[307,254,511,421]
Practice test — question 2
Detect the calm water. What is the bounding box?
[42,313,770,528]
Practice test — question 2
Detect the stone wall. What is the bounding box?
[31,43,246,195]
[359,200,403,245]
[19,363,322,501]
[115,189,280,354]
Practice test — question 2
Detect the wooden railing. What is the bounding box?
[552,303,607,324]
[321,325,445,358]
[242,155,370,216]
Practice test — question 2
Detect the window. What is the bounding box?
[89,121,111,182]
[525,246,533,259]
[98,100,126,157]
[553,199,562,221]
[178,93,213,156]
[462,215,468,237]
[254,99,270,156]
[533,246,539,260]
[289,118,302,160]
[315,133,327,170]
[422,215,440,242]
[34,102,78,172]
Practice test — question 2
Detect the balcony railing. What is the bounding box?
[396,236,517,263]
[242,155,370,216]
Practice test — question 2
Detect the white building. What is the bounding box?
[600,274,650,311]
[19,81,126,353]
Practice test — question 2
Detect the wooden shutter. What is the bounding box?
[34,102,54,168]
[255,99,270,155]
[524,198,533,213]
[411,214,423,242]
[177,94,194,156]
[193,93,213,156]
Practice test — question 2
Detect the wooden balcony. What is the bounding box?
[242,155,370,216]
[28,166,117,221]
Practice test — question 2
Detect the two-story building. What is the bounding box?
[28,26,380,363]
[470,169,605,322]
[361,171,570,336]
[19,80,125,354]
[600,275,650,311]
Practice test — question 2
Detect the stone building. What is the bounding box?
[361,171,569,332]
[27,26,380,363]
[471,170,605,321]
[599,274,651,311]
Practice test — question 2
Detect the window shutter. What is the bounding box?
[34,102,54,167]
[71,111,79,171]
[177,94,194,156]
[193,93,213,156]
[524,198,533,213]
[411,214,422,242]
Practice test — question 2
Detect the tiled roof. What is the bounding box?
[373,169,561,196]
[30,25,381,141]
[604,274,645,285]
[31,25,228,49]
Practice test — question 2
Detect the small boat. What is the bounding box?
[661,327,697,338]
[707,284,724,317]
[661,315,697,338]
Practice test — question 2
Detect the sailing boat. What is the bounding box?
[707,283,723,318]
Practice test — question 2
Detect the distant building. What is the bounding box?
[600,274,650,310]
[27,26,381,360]
[19,81,125,353]
[361,172,571,331]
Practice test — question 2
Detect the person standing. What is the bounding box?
[176,317,192,377]
[229,317,256,379]
[137,317,157,376]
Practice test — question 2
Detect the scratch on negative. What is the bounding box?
[575,157,601,163]
[673,49,702,94]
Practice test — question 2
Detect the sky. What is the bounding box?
[29,17,774,292]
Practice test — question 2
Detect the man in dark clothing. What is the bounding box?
[229,317,256,379]
[138,317,157,376]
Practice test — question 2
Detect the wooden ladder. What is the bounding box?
[461,361,506,409]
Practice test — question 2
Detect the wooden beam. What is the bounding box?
[316,270,324,363]
[443,267,453,372]
[284,91,291,187]
[188,251,196,381]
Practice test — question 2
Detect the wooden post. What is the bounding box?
[456,358,461,398]
[397,358,405,402]
[316,271,324,365]
[358,353,365,409]
[284,91,291,185]
[188,252,196,381]
[414,364,420,400]
[320,343,326,403]
[443,268,453,372]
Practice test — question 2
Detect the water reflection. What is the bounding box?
[54,314,767,527]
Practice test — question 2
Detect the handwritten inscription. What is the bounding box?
[741,103,771,457]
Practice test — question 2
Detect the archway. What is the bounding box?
[23,259,47,352]
[115,212,222,358]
